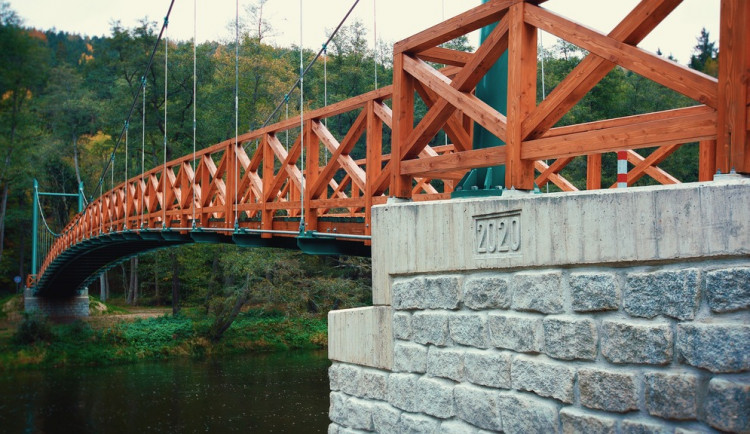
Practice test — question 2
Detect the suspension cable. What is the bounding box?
[110,151,114,230]
[255,0,361,135]
[90,0,176,200]
[373,0,377,89]
[99,179,103,235]
[234,0,239,227]
[323,43,328,165]
[285,96,289,151]
[299,0,305,231]
[36,195,59,237]
[192,0,197,228]
[124,120,128,229]
[540,29,546,98]
[443,0,447,147]
[162,17,169,229]
[141,77,146,228]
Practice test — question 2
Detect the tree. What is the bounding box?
[242,0,274,44]
[0,3,48,272]
[40,63,102,186]
[689,28,718,76]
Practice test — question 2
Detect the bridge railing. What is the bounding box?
[32,0,748,288]
[389,0,747,197]
[36,83,462,282]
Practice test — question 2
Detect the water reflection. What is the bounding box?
[0,350,331,433]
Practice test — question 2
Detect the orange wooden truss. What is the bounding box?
[390,0,747,196]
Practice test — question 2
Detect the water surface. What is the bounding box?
[0,350,331,433]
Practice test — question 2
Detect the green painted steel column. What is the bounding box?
[452,0,508,198]
[31,179,39,276]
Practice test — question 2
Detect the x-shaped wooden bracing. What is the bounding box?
[396,0,717,190]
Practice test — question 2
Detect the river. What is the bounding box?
[0,350,331,433]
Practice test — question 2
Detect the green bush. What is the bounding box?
[13,314,54,344]
[119,315,194,353]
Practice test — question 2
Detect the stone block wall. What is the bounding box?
[24,288,89,319]
[328,178,750,433]
[330,261,750,433]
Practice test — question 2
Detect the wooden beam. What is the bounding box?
[535,156,573,186]
[401,146,506,177]
[399,13,510,160]
[412,177,439,195]
[310,197,366,209]
[587,154,602,190]
[310,115,367,197]
[415,47,473,67]
[304,121,319,232]
[523,110,717,161]
[265,134,303,201]
[391,52,415,198]
[523,0,683,140]
[365,100,383,236]
[394,0,514,54]
[413,81,473,152]
[534,160,578,191]
[717,0,750,173]
[372,101,393,129]
[542,105,715,138]
[261,134,274,237]
[506,2,537,189]
[224,142,237,228]
[402,56,507,156]
[699,139,717,181]
[525,4,718,109]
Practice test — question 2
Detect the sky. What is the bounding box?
[8,0,719,65]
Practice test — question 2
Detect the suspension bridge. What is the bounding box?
[27,0,748,301]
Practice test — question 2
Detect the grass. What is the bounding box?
[0,307,328,370]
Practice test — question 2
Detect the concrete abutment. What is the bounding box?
[329,178,750,433]
[24,288,89,320]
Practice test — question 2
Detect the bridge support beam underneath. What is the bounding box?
[329,175,750,433]
[24,288,89,320]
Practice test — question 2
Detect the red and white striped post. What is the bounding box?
[617,151,628,188]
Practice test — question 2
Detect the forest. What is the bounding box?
[0,0,718,318]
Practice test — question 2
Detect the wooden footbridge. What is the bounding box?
[29,0,749,296]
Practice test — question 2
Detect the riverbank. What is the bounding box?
[0,295,328,370]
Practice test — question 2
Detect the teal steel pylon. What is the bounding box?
[452,0,507,198]
[32,179,39,276]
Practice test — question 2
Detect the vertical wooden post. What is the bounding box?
[290,175,300,217]
[261,134,274,238]
[365,100,383,237]
[506,2,537,190]
[587,154,602,190]
[391,52,415,198]
[199,156,210,227]
[717,0,750,174]
[224,141,236,229]
[699,140,717,181]
[305,121,320,232]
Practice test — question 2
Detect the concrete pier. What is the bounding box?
[24,288,89,320]
[329,177,750,433]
